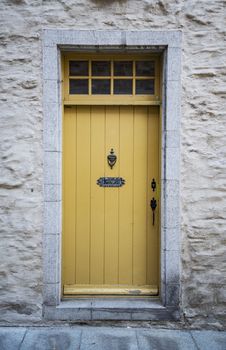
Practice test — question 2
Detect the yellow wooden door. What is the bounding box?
[63,105,159,296]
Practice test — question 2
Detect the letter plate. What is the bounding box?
[97,177,125,188]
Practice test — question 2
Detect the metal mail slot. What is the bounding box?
[97,177,125,188]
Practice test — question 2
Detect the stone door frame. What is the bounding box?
[43,29,182,321]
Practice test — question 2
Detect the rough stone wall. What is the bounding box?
[0,0,225,327]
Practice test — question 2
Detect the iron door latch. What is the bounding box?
[150,197,157,226]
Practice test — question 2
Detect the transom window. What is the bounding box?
[63,54,160,105]
[68,60,155,95]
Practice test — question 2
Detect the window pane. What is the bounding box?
[114,79,132,94]
[69,61,88,76]
[136,79,154,95]
[92,79,110,94]
[136,61,155,76]
[92,61,110,76]
[69,79,88,94]
[114,61,132,76]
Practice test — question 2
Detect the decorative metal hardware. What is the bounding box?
[107,148,117,169]
[97,177,125,188]
[151,178,156,192]
[150,197,157,225]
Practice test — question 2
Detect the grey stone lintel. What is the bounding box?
[42,29,182,322]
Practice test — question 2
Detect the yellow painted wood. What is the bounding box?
[90,106,105,284]
[63,104,160,295]
[133,106,148,285]
[118,106,133,285]
[146,106,160,286]
[63,53,160,105]
[64,99,161,106]
[64,284,158,296]
[75,106,91,284]
[62,106,76,284]
[104,106,120,284]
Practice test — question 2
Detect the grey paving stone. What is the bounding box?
[0,327,26,350]
[20,327,82,350]
[92,310,131,320]
[191,330,226,350]
[80,327,138,350]
[136,329,197,350]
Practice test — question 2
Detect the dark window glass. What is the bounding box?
[136,79,154,95]
[136,61,155,76]
[69,61,88,76]
[92,61,110,76]
[92,79,110,94]
[69,79,88,94]
[114,79,132,94]
[114,61,133,76]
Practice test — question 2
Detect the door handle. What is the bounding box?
[150,197,157,226]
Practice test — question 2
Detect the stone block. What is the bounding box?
[125,30,182,47]
[165,147,180,180]
[43,234,60,283]
[44,184,61,202]
[44,306,91,321]
[94,30,124,46]
[191,330,226,350]
[43,283,60,306]
[164,179,180,199]
[161,180,180,228]
[43,102,60,152]
[43,29,58,47]
[165,250,180,284]
[20,327,82,350]
[43,79,59,105]
[91,298,162,310]
[131,310,169,321]
[42,46,58,80]
[0,327,26,350]
[160,251,166,289]
[80,327,138,350]
[43,30,182,49]
[136,329,196,350]
[43,29,124,47]
[162,202,180,229]
[164,227,180,251]
[44,151,61,185]
[165,80,181,131]
[92,310,131,320]
[44,201,61,234]
[167,47,182,81]
[163,130,180,149]
[165,284,180,307]
[60,299,92,308]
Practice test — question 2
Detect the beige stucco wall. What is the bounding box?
[0,0,225,328]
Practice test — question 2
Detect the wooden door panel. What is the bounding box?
[63,105,159,295]
[90,106,105,284]
[104,106,120,284]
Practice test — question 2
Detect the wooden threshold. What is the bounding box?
[64,284,158,296]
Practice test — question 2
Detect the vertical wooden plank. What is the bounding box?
[63,106,76,285]
[75,106,91,284]
[133,106,148,285]
[104,106,119,284]
[90,106,105,284]
[118,106,133,285]
[147,106,160,285]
